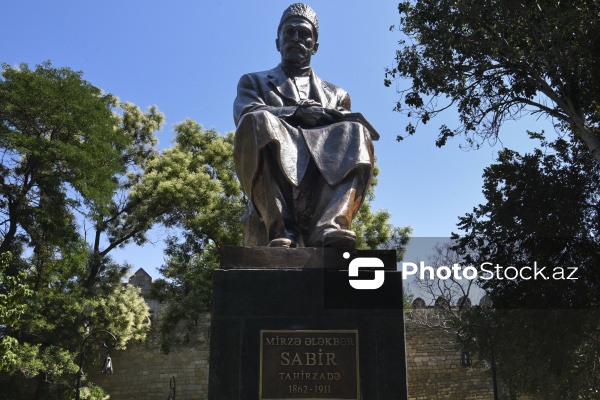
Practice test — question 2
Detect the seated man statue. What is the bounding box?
[233,3,377,248]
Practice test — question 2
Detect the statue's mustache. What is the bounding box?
[284,43,308,52]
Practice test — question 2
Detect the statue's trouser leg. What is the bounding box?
[305,165,371,247]
[251,144,304,246]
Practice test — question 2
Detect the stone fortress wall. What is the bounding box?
[88,269,510,399]
[88,313,211,399]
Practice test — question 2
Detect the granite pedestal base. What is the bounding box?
[208,246,408,400]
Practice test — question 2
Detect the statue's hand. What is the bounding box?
[294,105,334,127]
[297,99,321,107]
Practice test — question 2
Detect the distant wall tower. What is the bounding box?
[128,268,164,321]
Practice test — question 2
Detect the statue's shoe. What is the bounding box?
[322,229,357,248]
[267,238,293,248]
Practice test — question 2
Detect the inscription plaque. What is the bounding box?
[259,330,359,400]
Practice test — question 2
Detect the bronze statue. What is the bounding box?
[234,3,378,248]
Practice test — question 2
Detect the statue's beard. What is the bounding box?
[282,46,312,67]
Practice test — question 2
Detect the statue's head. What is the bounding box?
[276,3,319,68]
[278,3,318,39]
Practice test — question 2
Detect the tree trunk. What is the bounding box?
[0,200,19,254]
[555,94,600,163]
[575,122,600,163]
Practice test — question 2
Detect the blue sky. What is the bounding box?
[3,1,553,279]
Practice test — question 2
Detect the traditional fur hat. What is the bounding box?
[278,3,318,37]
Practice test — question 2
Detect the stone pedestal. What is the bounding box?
[208,246,408,400]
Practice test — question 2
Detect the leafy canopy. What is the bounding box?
[138,121,246,350]
[386,0,600,161]
[0,62,124,234]
[0,252,33,371]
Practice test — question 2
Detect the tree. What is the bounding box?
[385,0,600,161]
[1,62,122,254]
[454,132,600,398]
[0,62,163,277]
[144,122,412,350]
[0,62,161,399]
[3,247,149,400]
[83,101,164,291]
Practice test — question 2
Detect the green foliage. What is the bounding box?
[454,133,600,398]
[2,243,150,397]
[131,120,242,244]
[0,62,124,253]
[0,252,33,371]
[386,0,600,160]
[78,382,108,400]
[0,62,158,399]
[139,122,245,350]
[93,285,149,348]
[456,133,600,308]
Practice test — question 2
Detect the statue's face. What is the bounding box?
[276,17,318,67]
